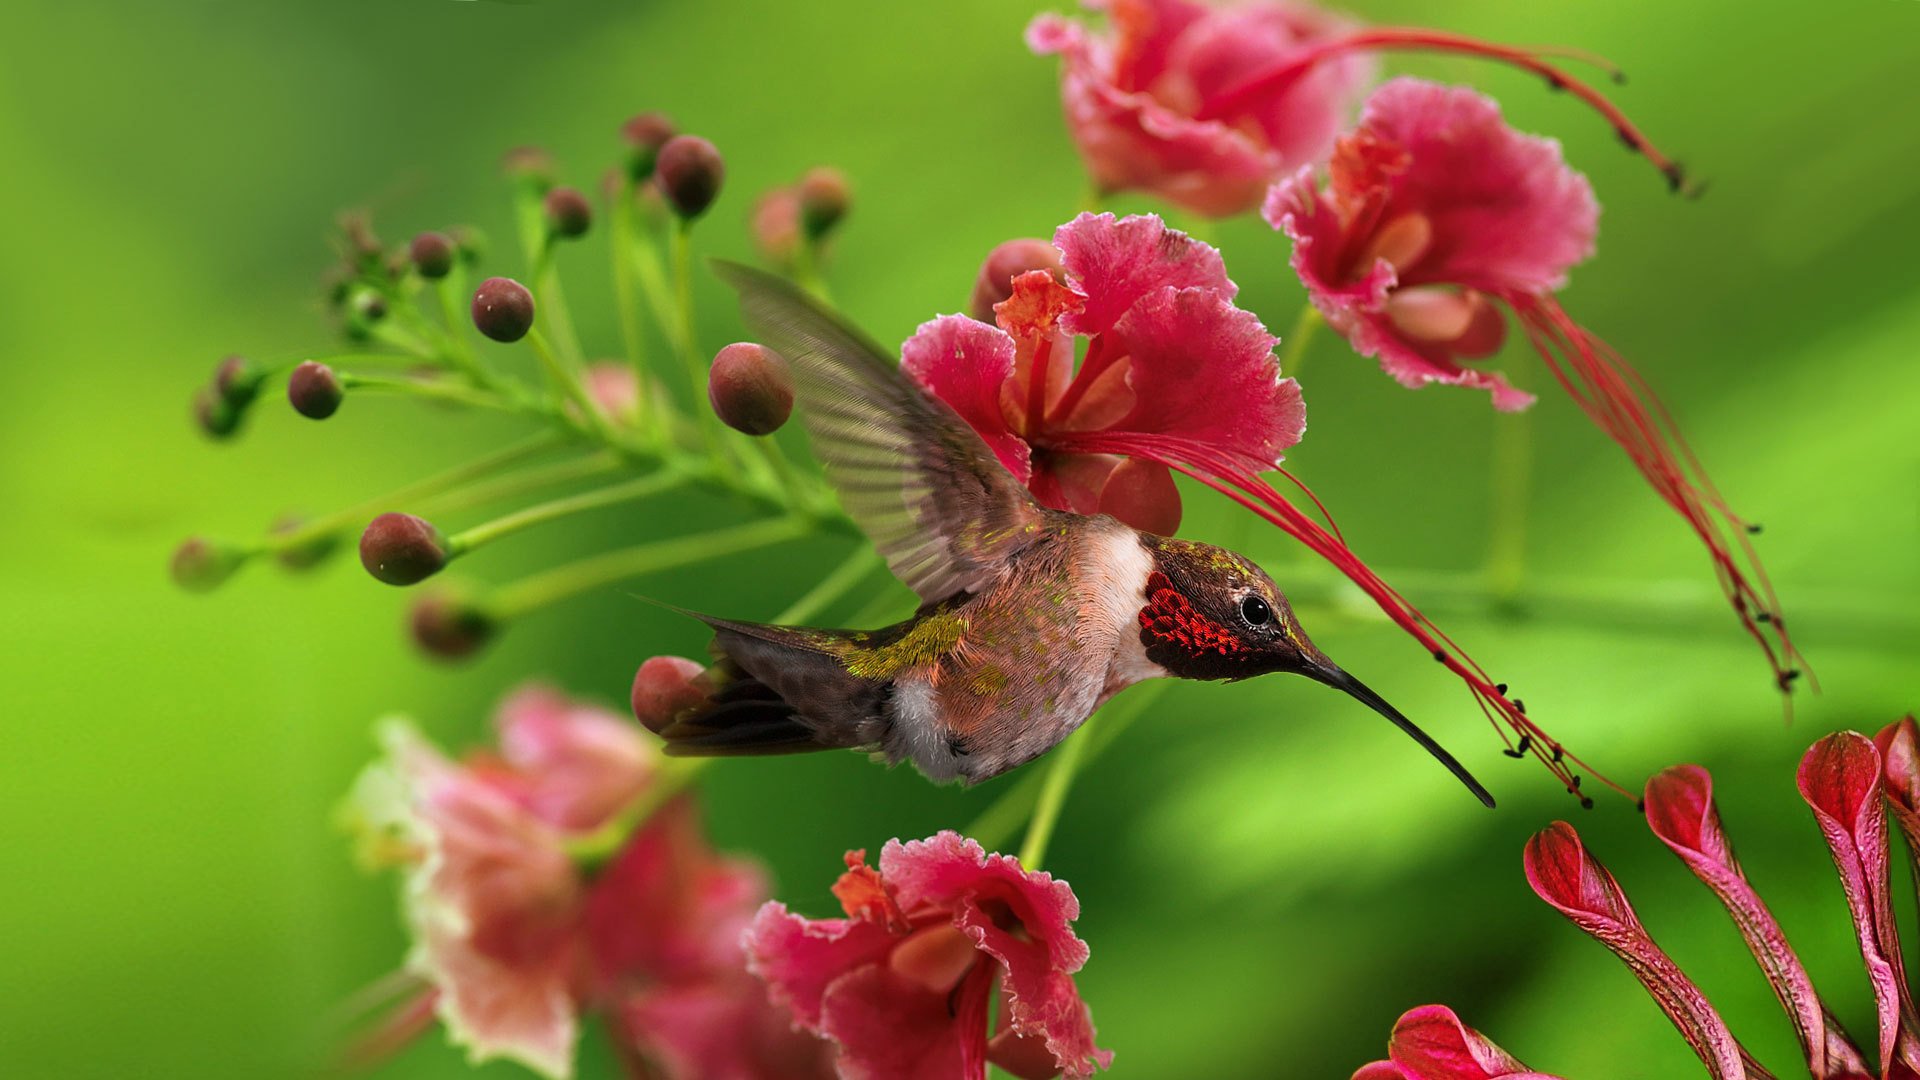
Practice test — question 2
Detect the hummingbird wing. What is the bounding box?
[716,260,1049,603]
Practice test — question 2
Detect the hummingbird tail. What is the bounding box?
[647,614,890,758]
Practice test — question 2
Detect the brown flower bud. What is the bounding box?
[798,167,851,240]
[708,342,793,436]
[970,238,1065,322]
[543,186,592,239]
[630,656,710,732]
[655,135,725,219]
[287,361,345,420]
[170,536,246,593]
[409,231,456,279]
[471,277,535,343]
[358,512,450,586]
[621,112,676,180]
[408,588,496,661]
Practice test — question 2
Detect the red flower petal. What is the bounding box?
[1387,1005,1536,1078]
[741,902,898,1032]
[1524,821,1749,1078]
[1095,456,1183,535]
[1053,212,1233,336]
[1645,766,1869,1077]
[832,849,908,931]
[813,961,988,1080]
[620,973,838,1080]
[900,314,1034,482]
[1875,716,1920,822]
[495,683,652,833]
[1798,732,1920,1075]
[1089,285,1304,473]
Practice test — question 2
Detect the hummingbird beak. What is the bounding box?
[1301,660,1496,808]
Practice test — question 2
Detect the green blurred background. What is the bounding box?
[3,1,1915,1077]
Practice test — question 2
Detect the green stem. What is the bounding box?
[774,547,878,626]
[565,757,711,865]
[447,470,690,553]
[527,328,615,441]
[487,517,809,619]
[1017,717,1093,872]
[434,272,502,391]
[420,454,622,516]
[1277,304,1321,382]
[339,372,543,417]
[608,185,651,417]
[791,238,831,303]
[262,434,560,554]
[667,218,728,467]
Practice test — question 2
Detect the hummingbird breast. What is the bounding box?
[881,517,1165,783]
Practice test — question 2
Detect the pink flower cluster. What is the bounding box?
[1360,717,1920,1080]
[342,681,833,1079]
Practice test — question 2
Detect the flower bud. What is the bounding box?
[350,289,388,323]
[192,387,243,440]
[621,111,676,180]
[170,536,246,593]
[542,186,592,239]
[471,277,535,343]
[213,355,262,405]
[287,361,345,420]
[969,238,1065,322]
[358,512,450,586]
[501,145,556,192]
[798,167,851,239]
[708,342,793,436]
[655,135,725,219]
[271,513,341,571]
[750,187,802,265]
[409,588,496,661]
[583,361,641,427]
[630,656,710,732]
[409,231,456,279]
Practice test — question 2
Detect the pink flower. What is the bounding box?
[1027,0,1372,217]
[1266,76,1801,698]
[1353,1005,1560,1080]
[744,831,1110,1079]
[906,210,1303,535]
[919,212,1601,800]
[341,678,817,1079]
[1373,722,1920,1079]
[1030,3,1694,219]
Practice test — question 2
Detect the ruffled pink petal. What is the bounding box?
[1386,1005,1544,1079]
[1095,456,1182,535]
[813,962,984,1080]
[1524,821,1748,1079]
[742,902,902,1030]
[376,723,584,1078]
[1798,732,1920,1075]
[1875,716,1920,834]
[1645,766,1868,1077]
[621,973,838,1080]
[1354,79,1598,294]
[584,796,769,988]
[1033,452,1123,517]
[900,314,1034,482]
[1054,212,1233,336]
[877,833,1108,1076]
[1354,1064,1411,1080]
[495,684,652,833]
[1085,286,1304,472]
[1265,171,1535,412]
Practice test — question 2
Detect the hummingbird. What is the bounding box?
[643,262,1494,808]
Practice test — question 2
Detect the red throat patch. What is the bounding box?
[1138,571,1247,658]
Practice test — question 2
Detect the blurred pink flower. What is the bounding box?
[744,831,1110,1079]
[1027,0,1371,217]
[1266,76,1800,695]
[906,211,1303,534]
[342,678,824,1079]
[1370,720,1920,1079]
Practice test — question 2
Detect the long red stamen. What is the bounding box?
[1509,294,1806,703]
[1195,28,1695,195]
[1052,428,1623,803]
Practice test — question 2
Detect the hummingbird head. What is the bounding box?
[1136,538,1493,807]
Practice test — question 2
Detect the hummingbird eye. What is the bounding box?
[1238,594,1272,627]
